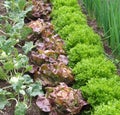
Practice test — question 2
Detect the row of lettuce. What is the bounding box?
[50,0,120,114]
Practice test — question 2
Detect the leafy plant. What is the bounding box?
[22,42,35,54]
[68,43,103,66]
[0,89,12,109]
[51,0,79,9]
[0,0,44,114]
[93,99,120,115]
[81,76,120,106]
[51,6,81,19]
[82,0,120,55]
[36,83,88,115]
[14,102,27,115]
[52,12,86,32]
[73,56,116,87]
[31,62,74,86]
[65,25,102,50]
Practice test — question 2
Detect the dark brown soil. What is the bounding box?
[0,0,6,36]
[0,0,5,15]
[87,18,112,55]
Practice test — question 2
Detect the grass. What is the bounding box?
[82,0,120,56]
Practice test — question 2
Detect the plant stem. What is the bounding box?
[0,30,7,36]
[7,98,18,105]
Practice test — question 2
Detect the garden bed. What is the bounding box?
[0,0,120,115]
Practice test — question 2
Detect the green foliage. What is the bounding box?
[22,42,34,54]
[93,100,120,115]
[65,26,102,50]
[0,36,17,54]
[68,44,103,66]
[26,81,43,97]
[50,0,120,114]
[9,74,43,96]
[0,67,8,80]
[0,0,43,114]
[51,0,78,9]
[4,0,32,23]
[15,102,27,115]
[52,12,86,32]
[81,77,120,106]
[82,0,120,55]
[58,24,99,43]
[51,6,82,19]
[73,56,116,87]
[0,89,12,109]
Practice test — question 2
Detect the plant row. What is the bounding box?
[50,0,120,114]
[0,0,88,115]
[82,0,120,56]
[0,0,44,114]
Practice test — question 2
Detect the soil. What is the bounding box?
[87,17,113,56]
[0,0,5,36]
[0,0,5,15]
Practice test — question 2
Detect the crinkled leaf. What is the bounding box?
[38,63,74,86]
[58,55,68,65]
[31,0,51,20]
[36,96,51,112]
[28,19,45,33]
[1,39,16,54]
[9,76,24,93]
[45,83,88,114]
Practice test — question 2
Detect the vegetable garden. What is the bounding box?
[0,0,120,115]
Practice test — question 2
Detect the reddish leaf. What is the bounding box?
[58,55,68,65]
[36,95,51,112]
[46,83,88,114]
[28,19,45,33]
[32,0,51,20]
[36,83,88,114]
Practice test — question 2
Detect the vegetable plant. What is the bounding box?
[73,56,116,87]
[81,76,120,106]
[93,99,120,115]
[0,0,43,114]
